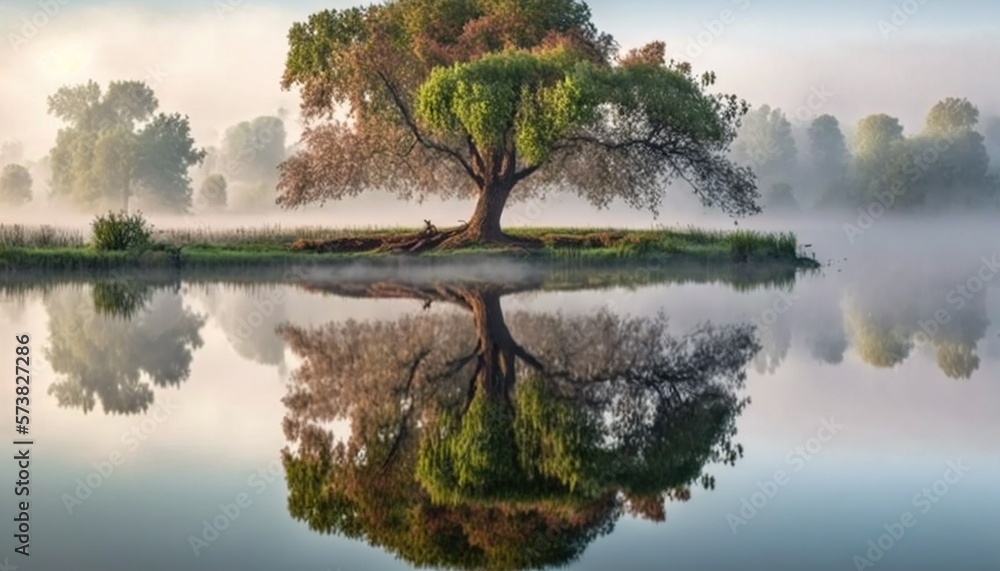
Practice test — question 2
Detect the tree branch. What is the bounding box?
[375,71,482,186]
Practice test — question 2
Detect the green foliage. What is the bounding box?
[133,113,206,213]
[91,280,154,320]
[47,80,204,213]
[851,113,904,159]
[44,286,204,414]
[0,164,32,206]
[815,99,998,211]
[934,342,980,380]
[417,389,521,503]
[924,97,979,138]
[279,0,759,227]
[90,211,154,252]
[418,49,594,164]
[724,229,797,261]
[513,377,599,494]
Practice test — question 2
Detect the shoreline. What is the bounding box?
[0,226,819,273]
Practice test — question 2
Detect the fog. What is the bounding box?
[1,1,999,229]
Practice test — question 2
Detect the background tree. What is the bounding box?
[914,97,994,208]
[195,286,288,374]
[278,279,759,569]
[807,114,850,206]
[730,104,797,190]
[982,115,1000,176]
[924,97,979,138]
[196,173,228,211]
[841,262,991,378]
[47,80,205,213]
[0,163,32,206]
[753,315,792,375]
[132,113,206,213]
[219,115,286,211]
[850,114,904,159]
[845,113,919,209]
[277,1,757,248]
[44,284,205,414]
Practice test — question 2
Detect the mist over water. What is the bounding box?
[2,2,999,570]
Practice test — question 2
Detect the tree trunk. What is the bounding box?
[465,181,513,242]
[466,290,517,403]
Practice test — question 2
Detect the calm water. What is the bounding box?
[1,223,999,571]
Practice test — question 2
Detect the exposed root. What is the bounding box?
[290,220,546,254]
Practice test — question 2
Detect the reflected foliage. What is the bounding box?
[842,266,991,379]
[279,282,758,570]
[91,280,155,320]
[44,285,205,414]
[196,286,288,372]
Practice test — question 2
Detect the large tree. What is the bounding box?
[277,0,757,247]
[278,280,758,569]
[47,80,205,213]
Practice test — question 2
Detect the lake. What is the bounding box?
[1,219,998,571]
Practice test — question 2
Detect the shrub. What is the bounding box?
[91,211,154,252]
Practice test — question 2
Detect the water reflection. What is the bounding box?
[842,264,991,380]
[0,254,995,569]
[279,281,759,570]
[43,283,205,414]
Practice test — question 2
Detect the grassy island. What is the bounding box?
[0,222,817,273]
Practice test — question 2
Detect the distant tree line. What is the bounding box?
[3,76,999,219]
[1,80,289,215]
[730,97,1000,213]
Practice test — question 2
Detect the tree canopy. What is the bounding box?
[277,0,757,246]
[802,99,999,211]
[278,281,759,569]
[47,80,205,213]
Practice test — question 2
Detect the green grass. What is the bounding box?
[0,224,818,272]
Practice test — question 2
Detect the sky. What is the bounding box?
[1,0,999,159]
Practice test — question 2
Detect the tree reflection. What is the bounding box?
[44,284,205,414]
[197,285,288,373]
[279,282,759,570]
[842,270,991,379]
